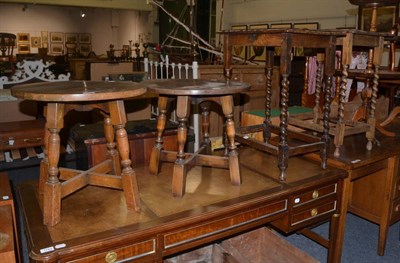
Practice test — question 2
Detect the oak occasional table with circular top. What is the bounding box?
[144,79,250,197]
[11,81,146,226]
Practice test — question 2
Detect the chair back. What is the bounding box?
[0,33,16,58]
[0,33,16,75]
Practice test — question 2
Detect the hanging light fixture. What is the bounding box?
[80,10,86,18]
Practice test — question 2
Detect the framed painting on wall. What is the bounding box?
[248,23,269,62]
[18,44,30,54]
[293,22,319,30]
[270,23,292,29]
[50,32,64,43]
[31,37,41,48]
[50,43,64,55]
[65,33,78,43]
[41,31,48,48]
[230,25,247,61]
[17,33,30,43]
[79,33,91,44]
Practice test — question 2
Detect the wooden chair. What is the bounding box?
[347,1,400,137]
[0,33,16,76]
[378,19,400,136]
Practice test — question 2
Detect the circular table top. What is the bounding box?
[143,79,250,96]
[11,81,147,102]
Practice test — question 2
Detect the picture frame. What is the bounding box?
[248,24,269,62]
[17,33,30,43]
[79,44,92,55]
[270,23,292,29]
[50,32,64,43]
[50,43,64,55]
[230,25,247,60]
[293,22,319,30]
[65,33,78,43]
[79,33,91,44]
[31,37,41,48]
[18,44,30,54]
[41,31,48,48]
[359,5,399,32]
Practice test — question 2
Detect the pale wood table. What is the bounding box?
[144,79,250,197]
[11,81,146,226]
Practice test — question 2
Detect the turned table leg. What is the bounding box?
[110,100,141,211]
[104,114,121,175]
[220,95,241,186]
[200,101,211,153]
[149,96,169,175]
[172,95,190,197]
[43,102,64,226]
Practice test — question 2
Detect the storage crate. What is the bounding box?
[164,244,239,263]
[220,227,319,263]
[164,227,318,263]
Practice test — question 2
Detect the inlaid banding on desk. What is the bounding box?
[163,200,287,249]
[69,239,156,263]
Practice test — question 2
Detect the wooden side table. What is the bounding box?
[289,30,386,157]
[11,81,146,226]
[144,79,250,197]
[220,29,346,181]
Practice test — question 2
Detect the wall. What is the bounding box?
[217,0,357,32]
[0,3,152,56]
[215,0,397,65]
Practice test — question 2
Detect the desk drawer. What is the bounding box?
[292,183,337,208]
[68,238,156,263]
[391,198,400,223]
[291,201,337,226]
[394,176,400,199]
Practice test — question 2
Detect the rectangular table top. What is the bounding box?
[18,146,346,262]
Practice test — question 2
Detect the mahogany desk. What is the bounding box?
[11,81,147,226]
[306,126,400,257]
[18,147,347,263]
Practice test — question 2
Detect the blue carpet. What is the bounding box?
[282,213,400,262]
[8,166,400,263]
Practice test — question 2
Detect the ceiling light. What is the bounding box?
[80,10,85,18]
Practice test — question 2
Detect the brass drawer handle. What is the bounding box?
[311,208,318,217]
[312,190,319,199]
[105,251,117,263]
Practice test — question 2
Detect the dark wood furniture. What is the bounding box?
[290,30,386,158]
[0,119,45,153]
[306,123,400,257]
[0,172,19,263]
[11,81,147,226]
[220,29,346,181]
[0,33,16,77]
[18,146,347,263]
[242,109,400,257]
[144,79,250,197]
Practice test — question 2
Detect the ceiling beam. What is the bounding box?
[0,0,153,11]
